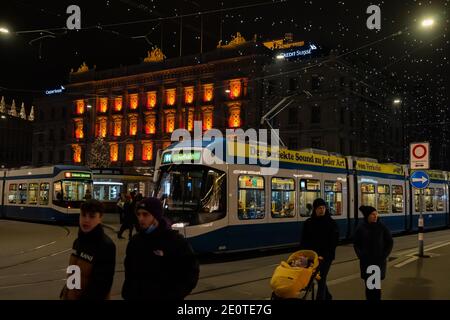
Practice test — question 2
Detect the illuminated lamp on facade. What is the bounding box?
[76,100,85,115]
[96,117,107,138]
[75,120,84,139]
[203,84,214,102]
[126,144,134,162]
[184,86,194,104]
[114,97,123,112]
[166,89,176,106]
[229,79,242,99]
[72,144,82,163]
[142,142,153,161]
[110,143,118,162]
[113,117,122,137]
[228,104,241,128]
[165,111,176,133]
[147,91,157,109]
[144,114,156,134]
[99,98,108,113]
[201,106,214,131]
[129,94,139,110]
[129,116,138,136]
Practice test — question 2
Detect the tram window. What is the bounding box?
[39,183,50,205]
[435,188,444,212]
[414,189,421,212]
[8,184,17,204]
[361,183,376,208]
[63,180,92,201]
[271,177,295,218]
[238,175,265,220]
[392,185,404,213]
[18,183,28,204]
[324,181,343,216]
[54,181,63,201]
[424,188,435,211]
[299,179,321,217]
[377,184,390,214]
[28,183,39,205]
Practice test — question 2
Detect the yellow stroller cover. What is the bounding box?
[270,250,320,299]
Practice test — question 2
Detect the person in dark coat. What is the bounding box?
[121,197,199,300]
[60,200,116,300]
[353,205,394,301]
[118,194,134,240]
[300,198,339,300]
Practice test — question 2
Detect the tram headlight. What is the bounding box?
[172,222,188,228]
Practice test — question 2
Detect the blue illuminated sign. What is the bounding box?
[276,44,318,59]
[45,85,65,95]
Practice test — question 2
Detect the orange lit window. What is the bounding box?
[76,100,85,115]
[147,91,157,109]
[129,117,137,136]
[162,141,171,149]
[129,94,138,110]
[229,106,241,128]
[113,118,122,137]
[75,120,84,139]
[114,97,123,111]
[145,115,156,134]
[203,84,214,102]
[165,112,175,133]
[96,118,107,138]
[202,107,213,131]
[72,145,82,163]
[166,89,176,106]
[99,98,108,113]
[142,142,153,161]
[126,144,134,161]
[187,110,194,131]
[229,79,241,99]
[184,87,194,104]
[110,143,118,162]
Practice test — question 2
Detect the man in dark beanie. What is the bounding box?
[354,205,393,300]
[121,197,199,300]
[60,200,116,300]
[300,198,339,300]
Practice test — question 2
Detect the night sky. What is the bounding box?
[0,0,449,165]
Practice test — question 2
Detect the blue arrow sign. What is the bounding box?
[410,171,430,189]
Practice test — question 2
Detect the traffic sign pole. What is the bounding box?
[418,189,424,257]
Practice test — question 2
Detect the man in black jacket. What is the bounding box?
[354,206,393,300]
[121,197,199,300]
[300,198,339,300]
[61,200,116,300]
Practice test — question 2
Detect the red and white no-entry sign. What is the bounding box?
[410,142,430,169]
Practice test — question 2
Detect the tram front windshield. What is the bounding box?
[156,165,226,226]
[53,179,93,208]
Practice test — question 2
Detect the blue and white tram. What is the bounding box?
[154,139,450,253]
[155,139,350,253]
[0,165,93,224]
[409,170,449,230]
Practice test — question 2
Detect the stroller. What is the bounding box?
[270,250,321,300]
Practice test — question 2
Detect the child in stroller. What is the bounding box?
[270,250,321,300]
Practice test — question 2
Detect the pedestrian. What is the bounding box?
[60,199,116,300]
[353,206,393,301]
[121,197,199,300]
[118,194,134,240]
[300,198,339,300]
[116,192,126,224]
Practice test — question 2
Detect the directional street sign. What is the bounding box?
[410,170,430,189]
[410,142,430,170]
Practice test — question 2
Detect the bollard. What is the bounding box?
[418,213,424,257]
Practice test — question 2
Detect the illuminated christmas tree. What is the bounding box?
[87,137,111,168]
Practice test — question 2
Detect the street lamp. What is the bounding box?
[393,99,401,105]
[0,27,10,34]
[421,18,435,28]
